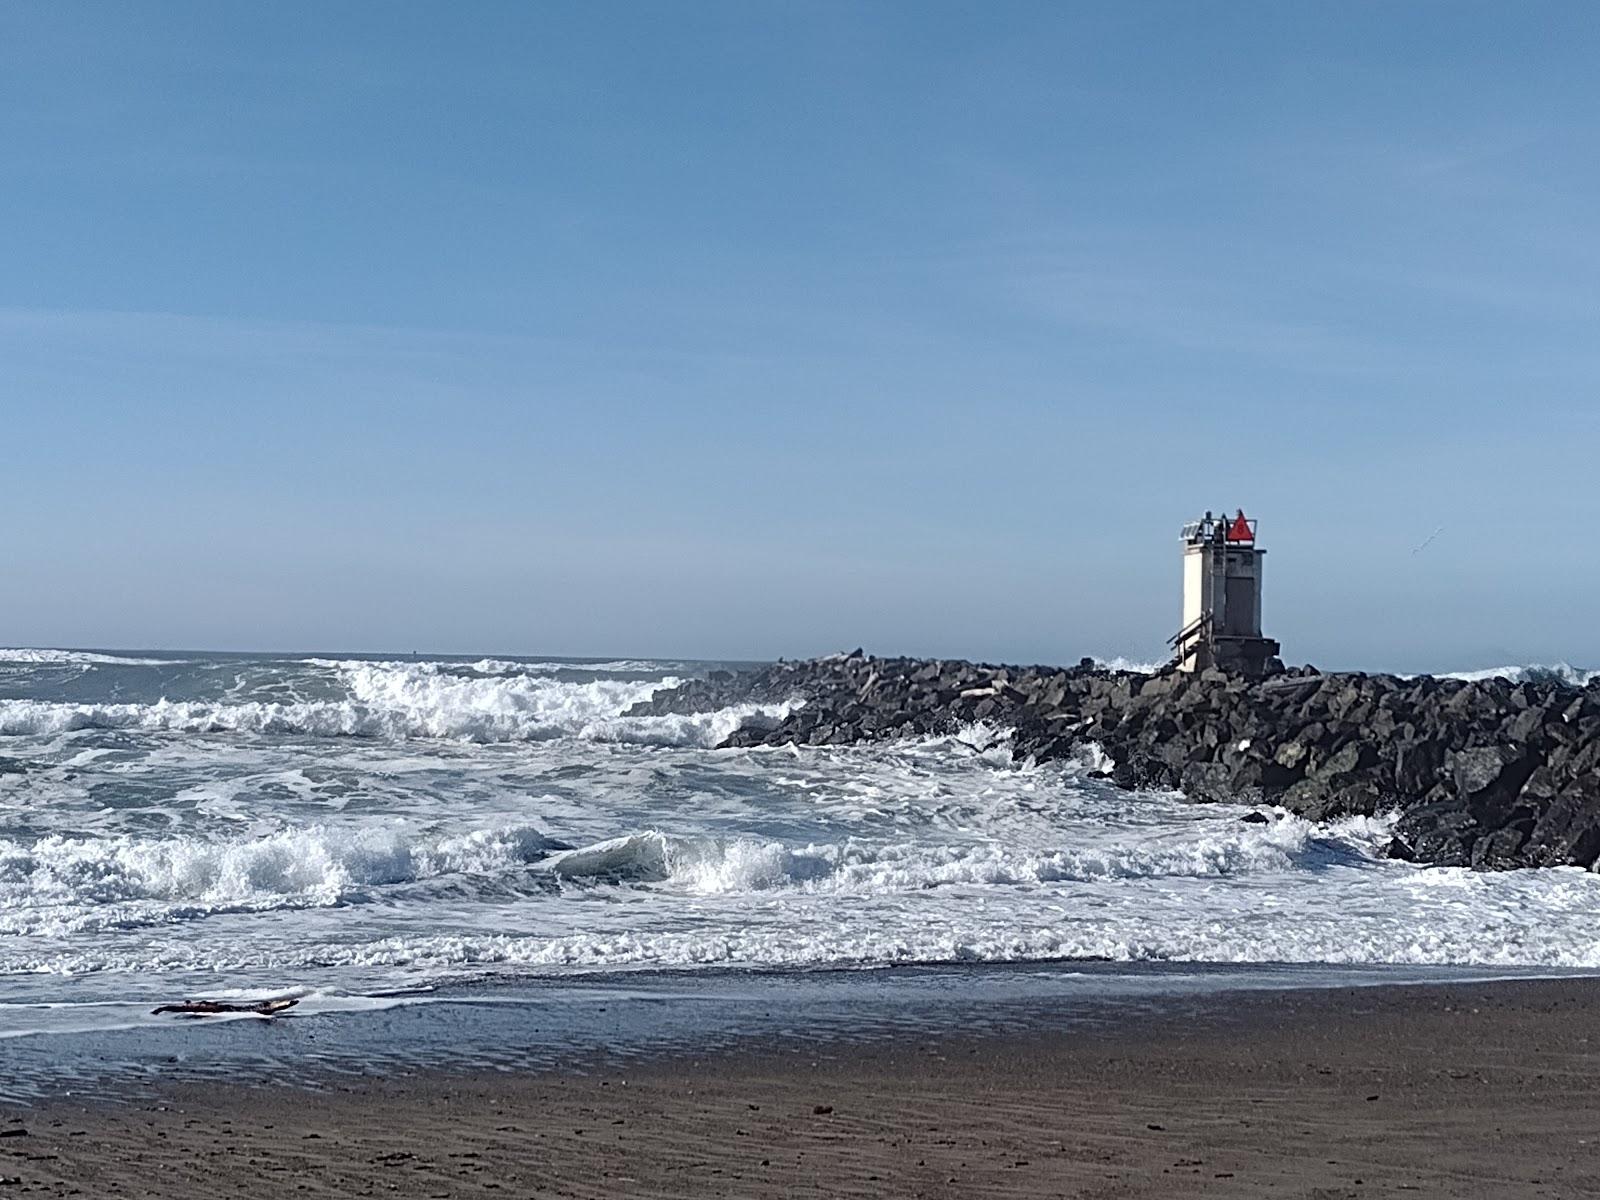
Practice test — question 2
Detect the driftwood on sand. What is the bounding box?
[152,997,299,1018]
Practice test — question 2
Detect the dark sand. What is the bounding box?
[5,977,1600,1198]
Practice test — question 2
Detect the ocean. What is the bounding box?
[2,648,1598,1082]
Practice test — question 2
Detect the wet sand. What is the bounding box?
[5,977,1600,1198]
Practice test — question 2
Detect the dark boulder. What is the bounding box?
[1451,745,1539,826]
[1391,804,1478,868]
[1522,781,1600,867]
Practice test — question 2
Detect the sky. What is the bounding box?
[2,1,1597,671]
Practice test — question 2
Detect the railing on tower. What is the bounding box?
[1167,611,1212,667]
[1181,513,1257,545]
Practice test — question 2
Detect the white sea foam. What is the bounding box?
[468,658,677,675]
[0,660,789,746]
[14,851,1600,977]
[0,648,172,667]
[537,820,1345,892]
[0,987,428,1041]
[0,816,1316,928]
[1,804,1598,977]
[1435,662,1598,688]
[0,811,1381,936]
[301,657,671,676]
[0,821,566,935]
[324,869,1600,970]
[1092,655,1167,674]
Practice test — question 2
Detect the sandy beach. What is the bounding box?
[4,976,1597,1198]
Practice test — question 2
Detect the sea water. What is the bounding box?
[1,649,1597,1061]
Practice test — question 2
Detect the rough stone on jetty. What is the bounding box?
[630,653,1600,871]
[630,512,1600,872]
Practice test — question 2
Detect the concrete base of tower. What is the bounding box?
[1207,635,1282,678]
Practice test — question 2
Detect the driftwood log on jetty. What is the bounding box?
[629,653,1600,871]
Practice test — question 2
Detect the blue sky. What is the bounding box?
[3,2,1596,670]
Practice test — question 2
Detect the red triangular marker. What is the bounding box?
[1227,513,1254,542]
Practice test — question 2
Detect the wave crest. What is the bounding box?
[0,648,172,667]
[538,816,1377,894]
[0,821,568,935]
[0,660,789,746]
[1438,662,1598,687]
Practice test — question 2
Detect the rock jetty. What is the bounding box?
[628,653,1600,871]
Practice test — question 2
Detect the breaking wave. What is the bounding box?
[0,660,788,746]
[1437,662,1599,688]
[0,822,569,935]
[539,816,1387,894]
[1092,655,1167,674]
[300,657,672,676]
[0,814,1382,936]
[5,806,1600,976]
[0,648,173,667]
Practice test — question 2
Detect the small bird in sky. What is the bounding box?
[1412,526,1445,555]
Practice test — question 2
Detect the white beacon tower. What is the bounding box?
[1171,509,1280,677]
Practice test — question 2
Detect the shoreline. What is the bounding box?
[4,959,1590,1103]
[6,974,1600,1197]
